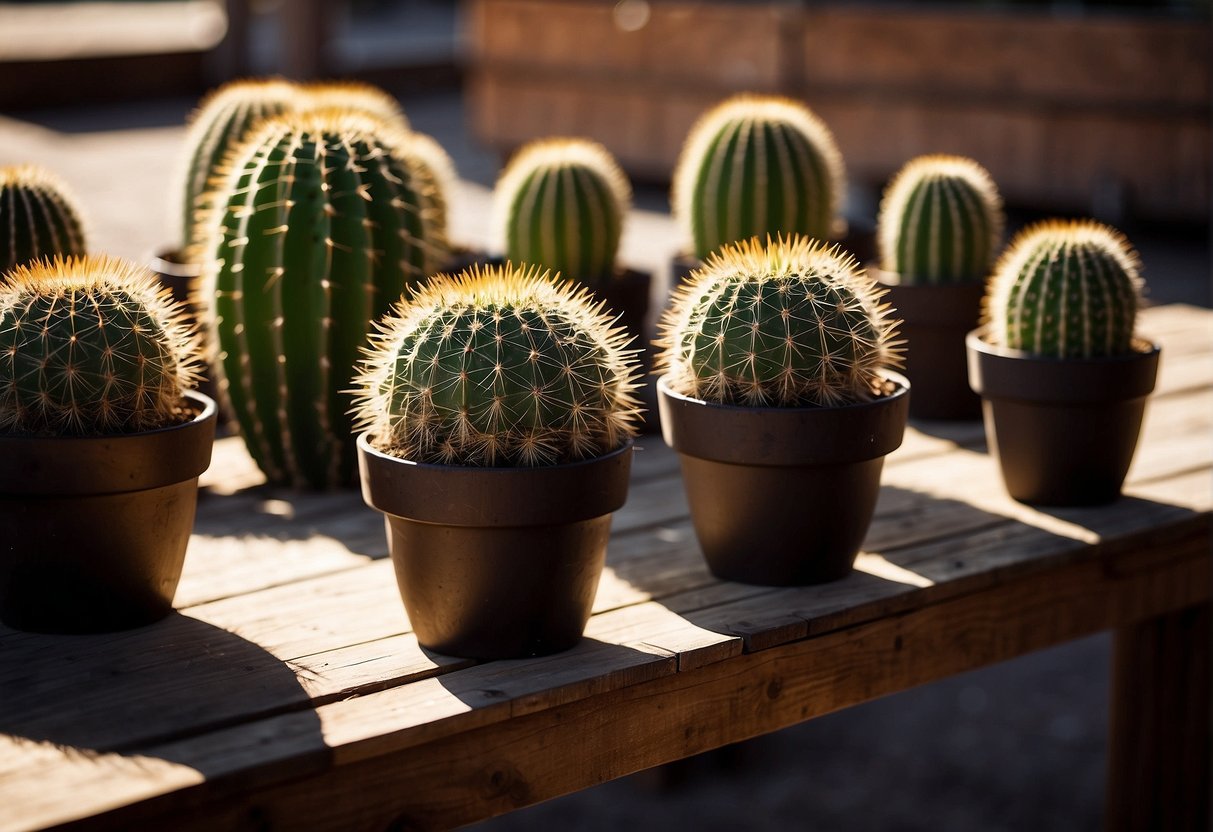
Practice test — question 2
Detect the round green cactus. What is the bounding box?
[301,80,409,127]
[673,95,845,262]
[492,138,631,289]
[877,154,1004,285]
[659,235,902,407]
[353,263,642,467]
[197,108,449,489]
[1,165,87,273]
[983,219,1143,359]
[0,255,200,435]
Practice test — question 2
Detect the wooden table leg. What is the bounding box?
[1107,602,1211,832]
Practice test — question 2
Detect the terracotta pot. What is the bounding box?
[0,392,217,633]
[966,328,1161,506]
[358,435,633,659]
[657,374,909,585]
[877,274,984,420]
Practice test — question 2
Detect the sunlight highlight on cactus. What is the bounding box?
[1,165,87,273]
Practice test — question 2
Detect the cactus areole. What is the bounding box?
[673,95,845,262]
[198,110,447,489]
[0,165,88,273]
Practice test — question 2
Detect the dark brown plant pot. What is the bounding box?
[357,435,633,659]
[0,392,217,633]
[966,329,1161,506]
[150,247,223,422]
[657,374,909,586]
[877,274,984,421]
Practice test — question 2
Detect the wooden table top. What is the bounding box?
[1,303,1209,832]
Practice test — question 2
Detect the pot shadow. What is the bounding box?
[904,416,987,449]
[0,613,326,776]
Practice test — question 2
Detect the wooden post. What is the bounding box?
[1107,603,1211,832]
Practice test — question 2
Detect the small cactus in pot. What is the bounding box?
[657,235,908,585]
[874,154,1005,420]
[0,255,216,633]
[672,95,845,264]
[197,108,449,490]
[353,263,642,659]
[968,219,1158,505]
[1,165,88,273]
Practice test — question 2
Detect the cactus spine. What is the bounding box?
[877,155,1004,285]
[353,263,642,467]
[673,95,845,262]
[983,219,1142,359]
[1,165,87,273]
[0,255,200,435]
[493,138,630,289]
[198,109,447,489]
[401,130,458,275]
[659,235,901,407]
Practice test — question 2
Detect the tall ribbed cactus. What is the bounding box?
[659,235,901,407]
[984,219,1143,359]
[197,109,448,489]
[353,263,642,467]
[877,155,1004,285]
[492,138,630,289]
[673,95,845,261]
[401,130,457,275]
[1,165,87,273]
[0,255,200,435]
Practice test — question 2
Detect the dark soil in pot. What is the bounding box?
[877,275,984,421]
[657,374,909,586]
[966,329,1161,506]
[0,391,217,633]
[358,436,633,659]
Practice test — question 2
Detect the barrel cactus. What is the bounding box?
[673,95,845,262]
[0,255,200,436]
[983,219,1143,359]
[302,80,409,128]
[197,108,448,489]
[1,165,88,273]
[492,138,630,290]
[877,155,1003,286]
[659,235,901,407]
[353,263,642,467]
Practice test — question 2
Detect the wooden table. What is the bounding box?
[2,304,1209,832]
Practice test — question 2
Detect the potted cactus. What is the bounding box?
[967,219,1159,506]
[0,255,215,633]
[1,164,87,272]
[669,94,849,284]
[873,154,1004,420]
[657,235,907,585]
[352,263,642,659]
[196,108,448,490]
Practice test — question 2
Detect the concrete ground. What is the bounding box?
[1,87,1208,832]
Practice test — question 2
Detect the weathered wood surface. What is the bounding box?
[1,304,1209,832]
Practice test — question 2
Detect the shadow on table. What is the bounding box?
[0,613,325,771]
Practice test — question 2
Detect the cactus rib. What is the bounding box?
[1,165,88,273]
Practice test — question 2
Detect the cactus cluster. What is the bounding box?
[198,109,449,489]
[353,263,642,467]
[177,78,410,256]
[0,255,200,436]
[659,235,901,407]
[493,138,631,290]
[983,219,1143,359]
[1,165,87,273]
[673,95,845,262]
[877,155,1004,285]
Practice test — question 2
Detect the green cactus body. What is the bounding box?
[673,96,845,262]
[984,220,1142,359]
[353,263,642,467]
[659,236,901,407]
[0,255,200,435]
[401,130,457,276]
[877,155,1004,285]
[198,109,447,489]
[1,166,87,273]
[493,139,630,290]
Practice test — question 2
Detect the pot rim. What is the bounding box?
[149,246,203,279]
[357,433,634,527]
[657,371,910,466]
[0,390,218,495]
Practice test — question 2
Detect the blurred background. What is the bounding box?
[0,1,1209,829]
